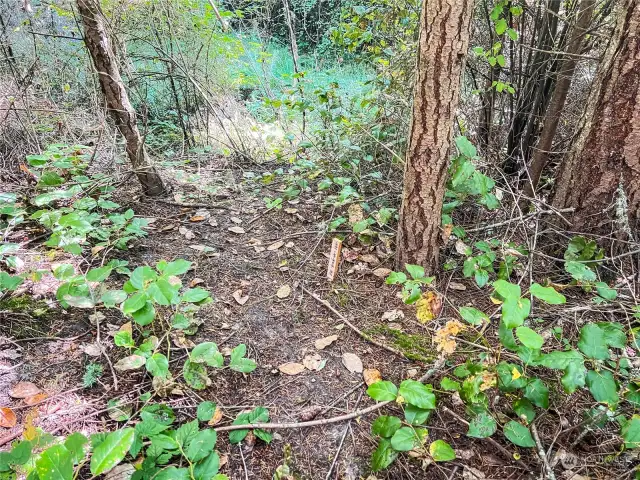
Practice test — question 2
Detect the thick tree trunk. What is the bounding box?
[395,0,475,273]
[77,0,165,196]
[523,0,596,200]
[552,0,640,239]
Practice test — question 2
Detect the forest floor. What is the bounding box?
[0,153,632,480]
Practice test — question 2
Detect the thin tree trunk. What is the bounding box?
[395,0,475,273]
[523,0,596,200]
[552,0,640,240]
[77,0,165,196]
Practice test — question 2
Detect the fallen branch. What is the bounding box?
[215,358,444,433]
[301,285,409,360]
[532,423,557,480]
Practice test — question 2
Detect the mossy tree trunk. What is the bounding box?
[395,0,475,273]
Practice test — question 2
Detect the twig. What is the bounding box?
[95,315,118,391]
[0,429,23,448]
[153,199,229,209]
[326,391,364,479]
[531,423,557,480]
[301,285,409,360]
[319,382,364,417]
[215,359,444,433]
[238,444,250,480]
[464,208,574,233]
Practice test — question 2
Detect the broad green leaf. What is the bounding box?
[578,324,609,360]
[371,415,401,438]
[114,330,135,348]
[131,302,155,326]
[529,283,565,304]
[9,440,32,465]
[597,322,627,348]
[176,420,200,448]
[398,380,436,409]
[86,266,112,283]
[390,427,427,452]
[503,421,535,448]
[467,412,497,438]
[183,360,210,390]
[90,428,135,475]
[622,415,640,449]
[129,266,157,290]
[159,259,192,276]
[146,353,169,378]
[513,398,535,423]
[229,356,257,373]
[501,297,530,328]
[385,271,407,285]
[498,319,518,351]
[101,290,127,307]
[455,136,477,158]
[405,264,425,279]
[371,438,398,472]
[155,467,190,480]
[194,452,220,480]
[539,350,584,370]
[524,378,549,409]
[122,292,147,314]
[496,362,526,391]
[586,370,618,406]
[459,307,488,326]
[493,280,521,300]
[565,261,596,282]
[186,429,217,462]
[495,17,507,35]
[595,282,617,301]
[36,444,73,480]
[367,381,398,401]
[197,401,217,422]
[404,404,431,426]
[429,440,456,461]
[440,377,460,391]
[191,342,224,368]
[516,326,543,349]
[182,288,210,303]
[562,361,587,394]
[64,432,88,463]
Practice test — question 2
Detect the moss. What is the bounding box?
[367,325,435,362]
[0,295,49,317]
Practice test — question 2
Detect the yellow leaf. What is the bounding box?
[511,367,522,381]
[490,296,502,305]
[415,292,443,323]
[23,410,38,441]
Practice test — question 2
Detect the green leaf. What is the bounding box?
[622,415,640,449]
[371,415,401,438]
[405,264,425,279]
[597,322,627,348]
[429,440,456,461]
[371,438,398,472]
[36,444,73,480]
[529,283,566,304]
[155,467,190,480]
[578,324,609,360]
[176,420,200,448]
[229,344,257,373]
[114,330,135,348]
[64,432,88,463]
[495,18,507,35]
[513,398,535,423]
[539,350,584,370]
[191,342,224,368]
[524,378,549,409]
[404,404,431,426]
[385,271,407,285]
[186,429,217,462]
[122,292,147,314]
[595,282,617,301]
[496,362,526,391]
[86,266,112,283]
[159,259,192,276]
[101,290,127,307]
[131,301,155,326]
[197,401,217,422]
[503,421,535,448]
[194,452,220,480]
[493,280,521,300]
[561,361,587,394]
[146,353,169,378]
[129,266,157,290]
[516,326,543,349]
[467,412,497,438]
[565,261,596,282]
[367,381,398,401]
[459,307,488,326]
[90,428,135,475]
[499,319,518,351]
[390,427,427,452]
[455,136,477,158]
[398,380,436,409]
[182,288,210,303]
[53,264,75,280]
[183,360,210,390]
[501,297,530,328]
[586,370,618,406]
[440,377,460,391]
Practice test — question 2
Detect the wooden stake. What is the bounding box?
[326,238,342,281]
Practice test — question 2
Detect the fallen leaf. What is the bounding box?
[91,245,105,255]
[120,322,132,334]
[208,407,223,426]
[442,223,453,242]
[315,335,338,350]
[232,289,249,305]
[114,355,146,372]
[254,246,266,253]
[285,242,294,248]
[298,406,323,421]
[348,204,364,224]
[190,215,206,222]
[267,240,284,251]
[359,254,379,264]
[24,393,48,406]
[152,375,175,398]
[415,291,443,323]
[363,368,382,386]
[372,268,392,278]
[342,353,363,373]
[82,343,102,357]
[284,208,298,214]
[0,407,17,428]
[455,239,470,255]
[208,218,218,227]
[0,348,22,360]
[276,284,291,299]
[9,382,41,399]
[278,362,306,375]
[449,282,467,291]
[104,464,136,480]
[23,410,38,440]
[463,466,486,480]
[189,278,205,287]
[302,354,325,371]
[228,226,245,234]
[230,217,242,224]
[342,249,359,262]
[179,226,195,239]
[188,244,218,256]
[381,309,404,322]
[159,224,176,232]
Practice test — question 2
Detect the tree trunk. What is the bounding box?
[395,0,475,273]
[77,0,166,196]
[552,0,640,240]
[523,0,596,200]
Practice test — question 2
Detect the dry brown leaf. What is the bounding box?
[232,289,249,305]
[190,215,206,222]
[298,406,323,421]
[449,282,467,291]
[455,239,470,255]
[0,407,17,428]
[315,335,338,350]
[276,284,291,299]
[114,355,146,372]
[381,309,404,322]
[372,268,392,278]
[347,204,364,224]
[228,226,245,234]
[363,368,382,386]
[278,362,306,375]
[104,464,136,480]
[179,226,195,240]
[442,223,453,242]
[172,332,196,349]
[302,354,325,371]
[230,217,242,224]
[284,208,298,214]
[188,244,218,256]
[208,407,223,426]
[342,249,359,262]
[91,245,105,255]
[82,343,102,357]
[415,292,443,323]
[189,278,205,287]
[341,353,363,373]
[208,218,218,227]
[23,393,48,406]
[120,322,132,334]
[359,254,379,264]
[267,240,284,251]
[9,382,41,399]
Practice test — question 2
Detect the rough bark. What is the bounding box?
[395,0,475,273]
[77,0,165,196]
[523,0,596,200]
[552,0,640,239]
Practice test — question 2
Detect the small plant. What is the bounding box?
[82,362,104,388]
[460,239,527,287]
[563,236,618,303]
[385,264,434,304]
